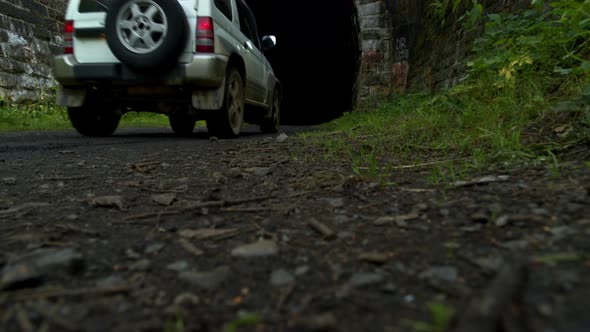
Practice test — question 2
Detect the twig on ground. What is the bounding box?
[178,238,204,257]
[307,218,336,240]
[0,285,130,303]
[39,175,89,181]
[277,283,296,311]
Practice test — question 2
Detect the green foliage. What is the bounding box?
[222,312,261,332]
[406,302,455,332]
[302,1,590,182]
[0,102,70,132]
[0,102,169,132]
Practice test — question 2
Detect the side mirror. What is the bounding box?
[261,35,277,51]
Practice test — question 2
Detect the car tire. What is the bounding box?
[206,68,245,138]
[260,89,281,133]
[169,113,196,136]
[105,0,188,70]
[67,96,121,137]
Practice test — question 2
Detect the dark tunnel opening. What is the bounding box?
[246,0,361,125]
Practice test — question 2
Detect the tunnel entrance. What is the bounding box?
[246,0,361,125]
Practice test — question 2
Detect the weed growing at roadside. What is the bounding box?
[0,103,170,132]
[301,0,590,183]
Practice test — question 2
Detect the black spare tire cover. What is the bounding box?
[105,0,188,69]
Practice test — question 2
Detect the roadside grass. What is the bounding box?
[0,102,170,132]
[299,1,590,184]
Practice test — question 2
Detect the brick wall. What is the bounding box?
[358,0,532,98]
[356,0,394,99]
[0,0,67,102]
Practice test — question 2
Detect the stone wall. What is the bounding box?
[356,0,394,98]
[0,0,67,102]
[357,0,532,98]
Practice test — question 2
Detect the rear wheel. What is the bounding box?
[169,113,196,136]
[206,68,245,138]
[68,96,121,137]
[260,89,281,133]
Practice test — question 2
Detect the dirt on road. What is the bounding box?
[0,127,589,332]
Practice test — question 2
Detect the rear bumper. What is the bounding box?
[52,54,229,87]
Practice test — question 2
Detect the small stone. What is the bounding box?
[96,275,127,289]
[322,197,344,208]
[419,266,458,282]
[461,224,482,232]
[349,272,385,288]
[358,252,390,264]
[167,261,190,272]
[226,168,242,178]
[337,231,355,240]
[179,266,230,290]
[161,162,171,169]
[333,215,350,224]
[231,240,278,258]
[474,256,503,273]
[209,136,219,142]
[294,313,337,331]
[537,303,553,317]
[145,243,165,255]
[91,195,124,209]
[125,249,141,259]
[151,193,176,206]
[381,283,397,293]
[471,212,489,224]
[276,133,288,143]
[403,294,415,303]
[415,203,428,211]
[2,177,16,185]
[494,215,510,227]
[549,226,576,239]
[65,214,79,221]
[500,239,528,250]
[270,269,295,287]
[174,292,200,306]
[0,262,42,290]
[244,167,272,176]
[27,248,84,274]
[294,265,309,276]
[130,259,151,271]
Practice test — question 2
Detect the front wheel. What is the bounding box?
[206,68,245,138]
[67,97,121,137]
[260,89,281,133]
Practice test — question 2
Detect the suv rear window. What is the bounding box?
[79,0,110,13]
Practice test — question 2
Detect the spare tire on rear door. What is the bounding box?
[105,0,188,70]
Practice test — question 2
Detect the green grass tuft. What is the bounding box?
[300,1,590,183]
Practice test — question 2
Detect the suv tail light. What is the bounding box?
[63,20,74,54]
[196,17,214,53]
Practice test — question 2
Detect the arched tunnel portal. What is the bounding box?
[246,0,362,124]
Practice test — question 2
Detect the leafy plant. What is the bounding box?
[407,302,455,332]
[301,0,590,183]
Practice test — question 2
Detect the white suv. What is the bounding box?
[53,0,281,137]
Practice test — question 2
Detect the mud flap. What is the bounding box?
[191,79,225,110]
[57,85,86,107]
